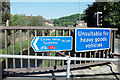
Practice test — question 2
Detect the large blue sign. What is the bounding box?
[31,37,72,52]
[75,28,110,52]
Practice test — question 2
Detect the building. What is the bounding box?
[75,20,87,27]
[45,19,54,27]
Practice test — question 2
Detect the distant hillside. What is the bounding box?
[53,14,85,26]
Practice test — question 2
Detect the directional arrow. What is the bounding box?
[33,37,39,51]
[31,36,72,52]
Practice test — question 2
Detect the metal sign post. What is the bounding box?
[66,56,71,79]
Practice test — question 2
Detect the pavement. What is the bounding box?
[115,38,120,54]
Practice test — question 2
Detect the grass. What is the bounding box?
[0,39,32,55]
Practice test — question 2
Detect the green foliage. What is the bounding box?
[0,2,2,25]
[10,14,28,26]
[10,14,48,35]
[50,52,61,66]
[28,16,46,26]
[51,32,55,36]
[1,2,10,25]
[28,16,47,36]
[84,2,120,27]
[1,33,10,49]
[51,30,68,36]
[10,15,46,26]
[40,52,61,67]
[53,14,85,26]
[0,39,32,55]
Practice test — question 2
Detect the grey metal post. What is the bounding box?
[66,56,71,79]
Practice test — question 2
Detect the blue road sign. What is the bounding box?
[75,28,110,52]
[31,36,72,52]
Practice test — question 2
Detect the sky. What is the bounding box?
[11,1,94,19]
[10,0,95,2]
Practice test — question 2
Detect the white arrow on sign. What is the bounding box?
[33,37,39,51]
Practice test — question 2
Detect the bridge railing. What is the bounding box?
[0,54,120,79]
[0,26,118,73]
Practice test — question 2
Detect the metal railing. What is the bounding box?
[0,54,119,79]
[0,26,118,73]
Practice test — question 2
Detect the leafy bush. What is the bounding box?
[28,16,46,26]
[0,33,11,49]
[0,39,32,55]
[10,14,28,26]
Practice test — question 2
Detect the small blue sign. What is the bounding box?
[75,28,110,52]
[31,37,72,52]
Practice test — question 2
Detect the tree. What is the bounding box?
[0,1,2,25]
[53,14,85,26]
[1,1,10,25]
[28,16,48,36]
[84,2,120,27]
[10,14,28,26]
[28,16,46,26]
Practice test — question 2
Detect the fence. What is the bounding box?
[0,26,117,73]
[0,54,120,79]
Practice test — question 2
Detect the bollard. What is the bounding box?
[66,56,71,80]
[0,59,2,80]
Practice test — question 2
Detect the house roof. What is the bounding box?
[46,19,53,24]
